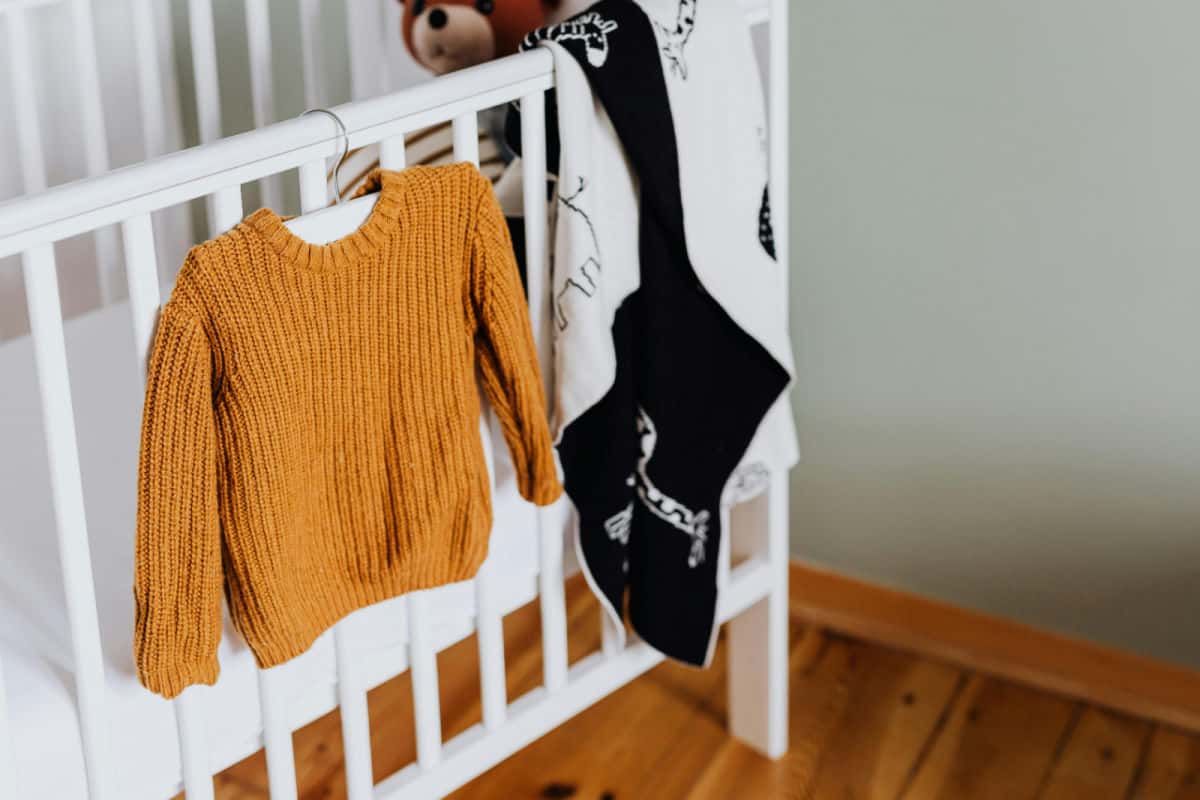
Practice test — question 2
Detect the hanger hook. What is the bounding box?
[301,108,350,205]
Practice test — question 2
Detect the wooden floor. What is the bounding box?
[207,578,1200,800]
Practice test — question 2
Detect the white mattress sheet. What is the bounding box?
[0,301,572,799]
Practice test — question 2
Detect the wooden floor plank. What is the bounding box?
[901,675,1080,800]
[1128,727,1200,800]
[684,632,963,800]
[1037,707,1151,800]
[639,624,818,800]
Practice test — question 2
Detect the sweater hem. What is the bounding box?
[244,548,489,670]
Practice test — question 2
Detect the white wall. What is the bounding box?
[788,1,1200,668]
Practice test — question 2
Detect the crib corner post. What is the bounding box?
[726,470,790,759]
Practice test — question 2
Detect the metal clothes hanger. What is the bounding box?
[300,107,350,205]
[286,107,384,242]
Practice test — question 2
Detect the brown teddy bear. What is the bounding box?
[400,0,562,75]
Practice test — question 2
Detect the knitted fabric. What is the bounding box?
[134,164,561,698]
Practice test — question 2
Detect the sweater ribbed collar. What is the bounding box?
[245,168,405,273]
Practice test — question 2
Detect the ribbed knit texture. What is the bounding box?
[134,164,561,699]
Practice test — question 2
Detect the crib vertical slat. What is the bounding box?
[129,0,167,159]
[727,0,791,760]
[5,6,48,194]
[258,669,299,799]
[209,185,244,235]
[454,111,508,729]
[68,0,121,305]
[22,242,113,799]
[474,433,507,731]
[520,90,569,692]
[188,0,222,146]
[344,0,382,101]
[244,0,283,210]
[174,691,215,800]
[298,159,328,212]
[334,628,374,800]
[407,591,443,769]
[121,213,161,373]
[452,113,481,167]
[379,136,407,171]
[380,0,406,95]
[298,0,324,110]
[0,657,16,800]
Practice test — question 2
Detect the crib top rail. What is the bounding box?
[0,48,554,259]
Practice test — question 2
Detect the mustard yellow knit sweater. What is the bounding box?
[135,164,561,698]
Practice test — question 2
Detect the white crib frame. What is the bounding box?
[0,1,790,797]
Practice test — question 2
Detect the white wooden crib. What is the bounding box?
[0,1,791,797]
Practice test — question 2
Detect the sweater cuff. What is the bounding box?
[140,654,220,700]
[517,449,564,507]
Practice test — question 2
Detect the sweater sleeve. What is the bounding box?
[133,301,223,698]
[470,180,564,506]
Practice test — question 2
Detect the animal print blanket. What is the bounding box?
[521,0,796,666]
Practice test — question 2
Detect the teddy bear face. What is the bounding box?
[400,0,553,75]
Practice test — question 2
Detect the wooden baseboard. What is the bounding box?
[788,560,1200,733]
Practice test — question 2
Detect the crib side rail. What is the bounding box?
[0,2,790,797]
[0,49,554,259]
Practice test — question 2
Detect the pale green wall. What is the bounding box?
[787,1,1200,668]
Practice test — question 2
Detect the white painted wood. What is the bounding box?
[297,158,329,214]
[407,590,443,769]
[5,6,48,193]
[209,184,243,234]
[0,50,557,256]
[0,656,16,800]
[68,0,110,179]
[258,668,299,800]
[380,0,407,94]
[334,627,374,800]
[345,0,384,101]
[727,0,790,759]
[187,0,221,145]
[520,90,569,692]
[68,0,121,305]
[379,135,407,171]
[473,423,507,731]
[22,242,114,799]
[600,612,623,658]
[174,688,216,800]
[519,91,551,401]
[129,0,167,159]
[453,110,509,729]
[120,213,160,376]
[244,0,283,210]
[475,555,508,731]
[298,0,324,110]
[452,112,481,167]
[727,474,789,758]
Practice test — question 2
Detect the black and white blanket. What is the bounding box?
[522,0,796,665]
